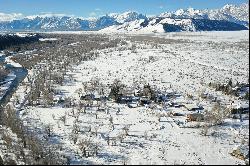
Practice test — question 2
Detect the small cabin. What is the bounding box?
[186,113,204,122]
[117,96,132,104]
[94,95,108,101]
[185,104,204,112]
[140,96,151,106]
[155,94,168,103]
[53,95,65,104]
[172,112,185,116]
[117,96,139,104]
[231,103,249,114]
[80,94,95,101]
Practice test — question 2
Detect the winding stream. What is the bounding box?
[0,54,28,108]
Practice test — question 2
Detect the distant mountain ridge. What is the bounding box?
[0,3,248,32]
[159,3,249,27]
[0,11,147,31]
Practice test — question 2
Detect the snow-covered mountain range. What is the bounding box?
[159,3,249,26]
[0,3,248,32]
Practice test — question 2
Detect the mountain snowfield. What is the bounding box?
[101,18,197,33]
[159,3,249,26]
[101,2,249,33]
[0,3,248,32]
[108,11,147,24]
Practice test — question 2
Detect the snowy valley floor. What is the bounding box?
[1,31,249,165]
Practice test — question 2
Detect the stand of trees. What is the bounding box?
[0,34,124,164]
[0,103,67,164]
[0,66,9,82]
[0,34,41,50]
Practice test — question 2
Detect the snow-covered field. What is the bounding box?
[19,103,248,165]
[152,30,249,42]
[2,31,249,165]
[39,38,58,41]
[51,31,249,102]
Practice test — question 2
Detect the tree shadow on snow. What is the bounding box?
[97,152,125,164]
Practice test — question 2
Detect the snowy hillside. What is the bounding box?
[101,17,248,33]
[104,3,249,33]
[206,3,249,27]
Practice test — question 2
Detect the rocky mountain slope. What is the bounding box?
[0,3,248,32]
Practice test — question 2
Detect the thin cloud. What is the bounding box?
[89,12,97,17]
[0,12,23,21]
[95,8,102,11]
[159,5,164,9]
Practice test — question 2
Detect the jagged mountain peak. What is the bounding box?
[0,3,248,32]
[24,13,75,20]
[222,4,235,10]
[159,7,203,18]
[107,11,147,23]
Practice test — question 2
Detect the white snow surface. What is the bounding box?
[5,56,22,67]
[8,31,249,165]
[39,38,58,41]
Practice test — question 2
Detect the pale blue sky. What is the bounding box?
[0,0,248,17]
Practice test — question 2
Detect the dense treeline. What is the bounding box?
[0,104,67,164]
[0,33,124,164]
[0,34,41,50]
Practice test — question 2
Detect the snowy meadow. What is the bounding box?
[0,30,249,165]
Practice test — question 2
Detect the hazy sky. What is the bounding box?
[0,0,248,17]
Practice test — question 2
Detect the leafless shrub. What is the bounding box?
[201,124,209,136]
[204,103,227,125]
[70,132,79,144]
[45,124,53,137]
[144,131,148,140]
[2,131,12,148]
[59,114,67,125]
[123,125,130,136]
[78,139,91,157]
